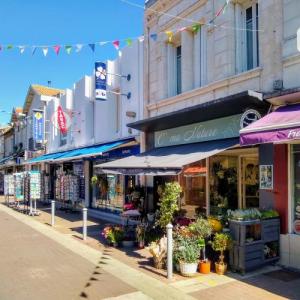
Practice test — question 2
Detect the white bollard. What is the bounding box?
[166,223,173,280]
[51,200,55,226]
[82,208,88,241]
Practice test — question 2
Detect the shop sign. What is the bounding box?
[155,114,243,148]
[294,220,300,235]
[32,109,44,142]
[240,109,261,129]
[95,62,107,100]
[51,106,72,134]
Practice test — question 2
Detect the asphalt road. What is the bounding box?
[0,210,138,300]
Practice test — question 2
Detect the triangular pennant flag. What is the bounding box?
[118,50,122,57]
[89,43,95,52]
[42,47,48,57]
[19,46,25,54]
[65,45,72,55]
[223,0,230,14]
[165,31,173,43]
[138,36,144,43]
[32,46,37,56]
[191,24,201,34]
[125,38,132,46]
[0,45,2,52]
[112,40,120,50]
[76,44,83,52]
[53,45,61,55]
[178,27,187,32]
[150,33,158,41]
[99,41,108,46]
[216,4,225,17]
[7,44,13,50]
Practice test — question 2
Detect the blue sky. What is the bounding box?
[0,0,144,125]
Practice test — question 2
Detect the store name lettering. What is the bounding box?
[288,129,300,139]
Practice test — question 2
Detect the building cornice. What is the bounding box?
[147,67,262,112]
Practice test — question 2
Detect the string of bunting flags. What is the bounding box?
[0,0,259,57]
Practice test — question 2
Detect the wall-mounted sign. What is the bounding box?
[240,109,261,129]
[95,62,107,100]
[259,165,273,190]
[51,106,72,134]
[155,114,243,148]
[32,109,44,142]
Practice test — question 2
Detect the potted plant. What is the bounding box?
[136,223,147,249]
[211,233,232,275]
[121,226,135,248]
[188,218,212,274]
[90,175,98,186]
[156,182,182,229]
[177,236,201,276]
[146,236,167,269]
[101,225,124,247]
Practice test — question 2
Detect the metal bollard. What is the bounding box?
[82,208,88,241]
[51,200,55,226]
[166,223,173,280]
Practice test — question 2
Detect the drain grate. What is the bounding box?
[263,269,300,282]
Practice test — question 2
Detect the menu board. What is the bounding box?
[29,171,41,200]
[14,173,25,200]
[4,175,14,196]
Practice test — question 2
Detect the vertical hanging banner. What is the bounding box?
[32,110,44,142]
[57,105,68,134]
[95,62,107,100]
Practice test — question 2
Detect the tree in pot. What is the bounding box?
[188,218,212,274]
[156,182,182,230]
[211,233,232,275]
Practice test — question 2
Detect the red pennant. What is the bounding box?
[112,40,120,50]
[57,105,67,134]
[53,45,61,55]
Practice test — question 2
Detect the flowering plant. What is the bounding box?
[102,225,124,244]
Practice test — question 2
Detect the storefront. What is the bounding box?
[240,101,300,269]
[95,91,268,219]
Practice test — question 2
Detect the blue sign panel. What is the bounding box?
[95,62,107,100]
[32,110,44,142]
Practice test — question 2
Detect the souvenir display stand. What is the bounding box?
[14,172,25,210]
[4,175,15,206]
[40,172,50,205]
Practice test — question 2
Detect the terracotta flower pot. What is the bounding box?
[199,260,211,274]
[215,262,227,275]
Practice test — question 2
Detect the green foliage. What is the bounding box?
[91,175,98,186]
[211,233,232,253]
[156,182,182,229]
[188,218,212,239]
[175,236,201,264]
[261,209,279,219]
[227,208,261,221]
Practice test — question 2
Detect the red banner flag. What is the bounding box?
[57,105,67,134]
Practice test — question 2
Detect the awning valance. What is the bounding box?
[27,139,137,164]
[240,103,300,146]
[94,138,239,175]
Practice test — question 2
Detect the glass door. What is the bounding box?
[241,156,259,208]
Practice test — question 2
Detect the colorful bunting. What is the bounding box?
[89,43,95,52]
[138,36,144,43]
[53,45,61,55]
[7,45,13,50]
[125,38,132,46]
[31,46,37,56]
[19,46,25,54]
[165,31,173,43]
[42,47,48,57]
[99,41,108,46]
[191,24,201,34]
[112,40,120,50]
[150,33,157,41]
[65,45,72,54]
[178,27,187,32]
[75,44,83,52]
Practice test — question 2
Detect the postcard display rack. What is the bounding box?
[26,171,41,216]
[40,173,50,204]
[14,173,25,209]
[4,175,15,205]
[229,218,280,274]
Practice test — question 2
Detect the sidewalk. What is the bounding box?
[1,198,300,299]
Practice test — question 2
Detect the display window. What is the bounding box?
[291,144,300,235]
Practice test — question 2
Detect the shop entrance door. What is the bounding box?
[240,156,259,208]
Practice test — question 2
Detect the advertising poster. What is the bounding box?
[32,110,44,142]
[259,165,273,190]
[95,62,107,100]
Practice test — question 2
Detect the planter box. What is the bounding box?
[121,240,135,248]
[262,218,280,243]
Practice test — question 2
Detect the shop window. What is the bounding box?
[291,145,300,235]
[180,161,207,218]
[176,45,182,94]
[210,156,238,215]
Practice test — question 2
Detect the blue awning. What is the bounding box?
[27,139,137,164]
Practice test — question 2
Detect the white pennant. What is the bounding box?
[76,44,83,52]
[138,36,145,43]
[99,41,108,46]
[19,46,25,54]
[42,47,48,57]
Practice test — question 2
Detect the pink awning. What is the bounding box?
[240,103,300,145]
